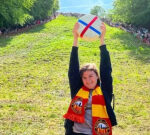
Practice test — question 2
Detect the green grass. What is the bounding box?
[0,15,150,135]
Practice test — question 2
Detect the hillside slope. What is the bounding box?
[0,15,150,135]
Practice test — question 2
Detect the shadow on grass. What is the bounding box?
[0,24,46,48]
[0,36,13,48]
[111,31,150,63]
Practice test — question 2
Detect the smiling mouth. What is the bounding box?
[87,83,93,85]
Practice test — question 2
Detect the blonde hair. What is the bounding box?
[79,63,100,85]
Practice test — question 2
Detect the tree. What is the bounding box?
[90,5,106,19]
[53,0,59,13]
[0,0,34,28]
[0,0,59,28]
[30,0,54,20]
[109,0,150,29]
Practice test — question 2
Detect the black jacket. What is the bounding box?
[64,45,117,135]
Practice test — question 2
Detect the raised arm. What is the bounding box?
[68,23,82,99]
[99,23,113,103]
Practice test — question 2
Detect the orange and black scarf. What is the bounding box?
[63,85,112,135]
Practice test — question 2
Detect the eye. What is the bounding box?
[89,75,93,78]
[82,77,87,80]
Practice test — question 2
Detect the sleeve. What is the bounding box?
[68,46,82,99]
[100,45,113,102]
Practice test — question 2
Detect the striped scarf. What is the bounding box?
[63,85,112,135]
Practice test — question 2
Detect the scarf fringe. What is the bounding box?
[63,113,84,123]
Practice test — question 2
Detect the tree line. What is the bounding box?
[91,0,150,29]
[0,0,59,28]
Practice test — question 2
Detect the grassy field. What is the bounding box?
[0,15,150,135]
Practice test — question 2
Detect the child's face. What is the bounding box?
[82,70,98,89]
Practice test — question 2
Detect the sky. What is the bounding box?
[58,0,114,14]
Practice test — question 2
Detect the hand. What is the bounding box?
[72,22,79,47]
[100,22,106,45]
[73,22,79,39]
